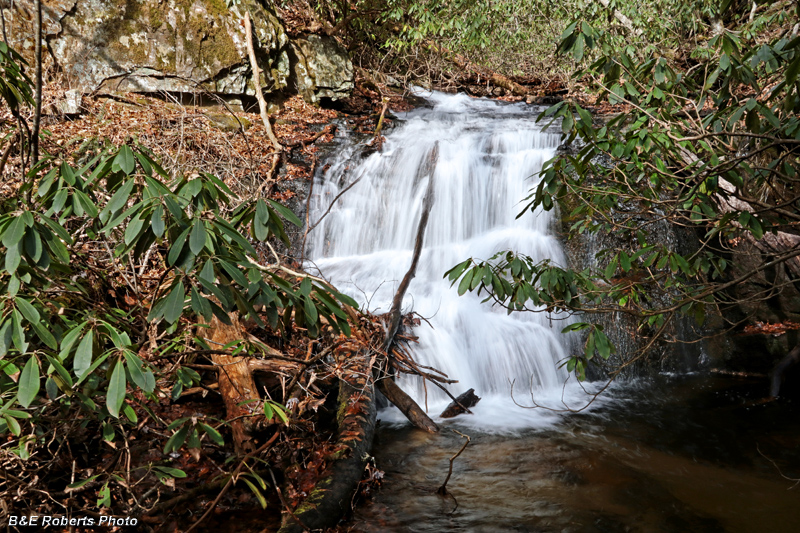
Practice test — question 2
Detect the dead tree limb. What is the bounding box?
[244,11,282,185]
[375,376,439,433]
[383,143,438,354]
[440,388,481,418]
[304,174,365,240]
[437,429,470,497]
[376,143,440,433]
[372,97,389,151]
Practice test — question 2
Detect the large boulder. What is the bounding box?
[5,0,352,102]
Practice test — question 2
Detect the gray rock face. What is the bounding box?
[6,0,352,102]
[291,35,354,102]
[59,89,82,114]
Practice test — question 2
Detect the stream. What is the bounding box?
[305,92,800,532]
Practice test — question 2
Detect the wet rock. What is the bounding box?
[205,112,251,132]
[440,388,481,418]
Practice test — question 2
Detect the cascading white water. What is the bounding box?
[307,91,593,429]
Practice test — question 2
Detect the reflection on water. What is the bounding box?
[350,375,800,532]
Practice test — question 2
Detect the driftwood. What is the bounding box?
[440,388,481,418]
[376,377,439,433]
[278,350,377,533]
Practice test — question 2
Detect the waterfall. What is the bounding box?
[306,91,593,430]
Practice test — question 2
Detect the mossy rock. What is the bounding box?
[205,112,251,132]
[31,0,290,95]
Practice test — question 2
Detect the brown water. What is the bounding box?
[350,375,800,532]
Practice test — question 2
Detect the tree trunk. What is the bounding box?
[198,313,261,456]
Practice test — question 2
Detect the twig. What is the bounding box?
[304,174,365,236]
[757,443,800,489]
[437,429,470,515]
[268,468,306,530]
[283,344,337,402]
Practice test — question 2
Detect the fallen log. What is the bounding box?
[278,350,377,533]
[440,388,481,418]
[425,41,530,97]
[376,376,439,433]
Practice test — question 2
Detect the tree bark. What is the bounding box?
[376,376,439,433]
[198,313,261,456]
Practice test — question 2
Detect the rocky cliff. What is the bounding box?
[5,0,352,102]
